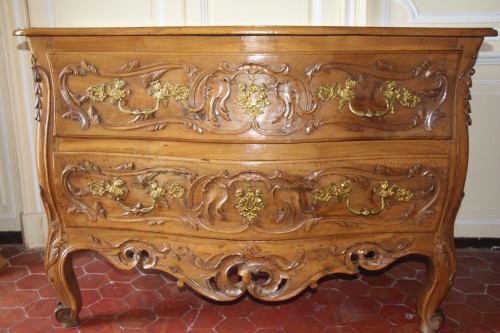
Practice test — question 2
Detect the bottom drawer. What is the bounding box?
[53,152,449,239]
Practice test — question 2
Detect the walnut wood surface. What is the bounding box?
[19,26,496,332]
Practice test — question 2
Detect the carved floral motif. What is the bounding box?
[59,59,448,135]
[62,161,439,233]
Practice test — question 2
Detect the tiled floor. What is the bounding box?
[0,245,499,333]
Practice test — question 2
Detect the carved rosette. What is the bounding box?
[62,161,440,233]
[59,59,448,135]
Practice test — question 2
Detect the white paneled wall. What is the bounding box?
[1,0,499,247]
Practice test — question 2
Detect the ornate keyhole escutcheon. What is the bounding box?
[235,77,271,120]
[233,184,265,221]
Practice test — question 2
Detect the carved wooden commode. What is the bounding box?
[15,26,496,332]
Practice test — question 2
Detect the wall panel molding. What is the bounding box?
[398,0,500,24]
[2,0,46,245]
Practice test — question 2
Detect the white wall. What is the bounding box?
[1,0,499,247]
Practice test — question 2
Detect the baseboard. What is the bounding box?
[0,231,23,244]
[454,238,500,250]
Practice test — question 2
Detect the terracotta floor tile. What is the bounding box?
[8,252,42,267]
[83,259,114,274]
[88,298,130,316]
[9,317,54,333]
[78,273,109,289]
[464,294,500,313]
[0,281,15,295]
[0,266,29,282]
[186,308,224,328]
[379,304,418,325]
[472,269,500,284]
[255,329,286,333]
[125,289,162,308]
[361,271,396,287]
[98,281,135,298]
[350,314,393,333]
[116,308,157,329]
[323,327,358,333]
[131,274,168,290]
[77,316,121,333]
[342,296,382,315]
[0,245,499,332]
[107,267,139,282]
[369,286,407,304]
[146,318,188,332]
[441,303,482,324]
[217,297,261,318]
[154,298,192,318]
[15,273,49,289]
[25,298,58,317]
[282,315,325,333]
[215,317,257,333]
[0,308,26,328]
[452,276,487,294]
[491,262,500,274]
[249,307,288,328]
[314,305,354,326]
[0,289,38,307]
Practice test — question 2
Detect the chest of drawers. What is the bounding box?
[15,26,496,332]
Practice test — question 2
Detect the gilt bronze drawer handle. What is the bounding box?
[312,179,414,216]
[315,79,421,118]
[86,78,189,116]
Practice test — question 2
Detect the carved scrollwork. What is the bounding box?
[59,58,448,135]
[87,235,414,301]
[308,60,448,133]
[62,160,440,233]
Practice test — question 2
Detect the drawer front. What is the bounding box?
[54,153,449,240]
[51,51,458,142]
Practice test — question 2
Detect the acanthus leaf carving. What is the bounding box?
[59,59,448,136]
[62,161,440,233]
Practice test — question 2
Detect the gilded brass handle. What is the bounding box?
[87,79,189,116]
[312,180,413,216]
[315,79,420,118]
[86,178,185,216]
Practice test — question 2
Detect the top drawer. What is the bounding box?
[51,51,459,142]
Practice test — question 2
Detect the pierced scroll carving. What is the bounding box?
[59,59,448,135]
[62,160,440,233]
[87,235,414,301]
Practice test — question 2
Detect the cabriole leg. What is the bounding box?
[417,247,456,333]
[45,248,82,328]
